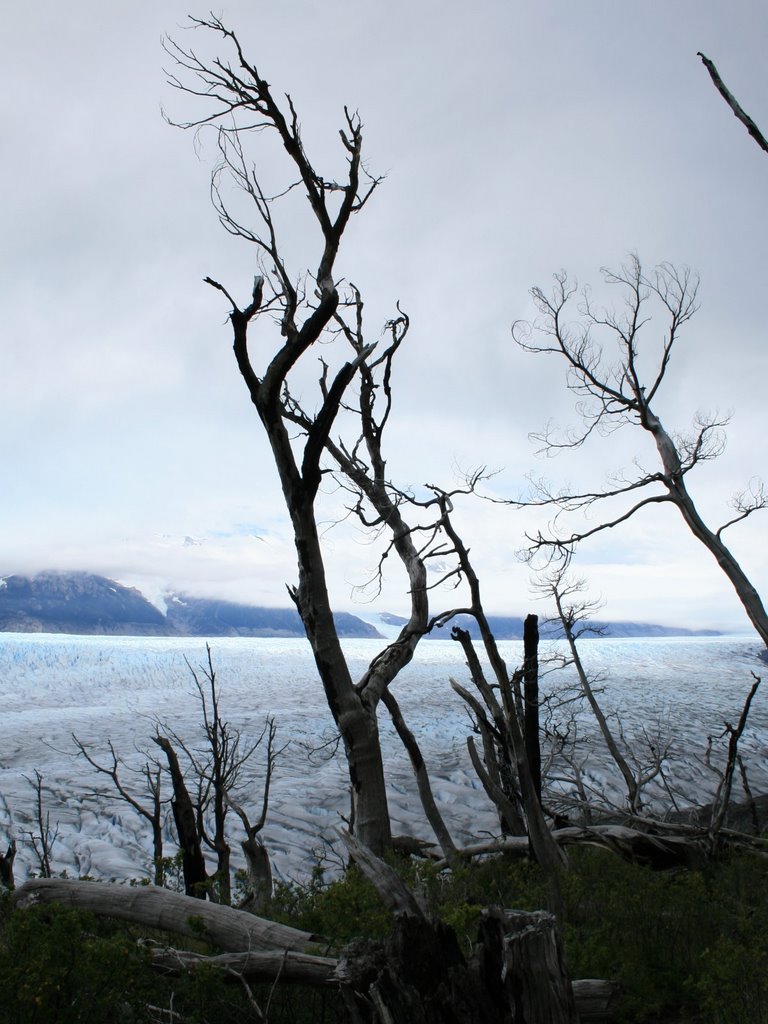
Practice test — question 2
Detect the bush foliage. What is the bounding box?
[2,848,768,1023]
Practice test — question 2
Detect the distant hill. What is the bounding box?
[0,572,381,639]
[0,571,168,636]
[378,612,720,640]
[0,572,721,640]
[164,592,381,639]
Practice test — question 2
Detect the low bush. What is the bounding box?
[3,849,767,1023]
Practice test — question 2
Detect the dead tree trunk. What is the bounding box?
[523,613,542,802]
[340,832,577,1023]
[153,734,208,898]
[500,910,578,1023]
[0,840,16,890]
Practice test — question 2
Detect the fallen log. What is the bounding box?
[427,819,768,870]
[147,945,338,985]
[149,942,616,1020]
[11,878,322,953]
[571,979,621,1021]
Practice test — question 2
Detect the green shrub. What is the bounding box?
[0,901,153,1023]
[3,847,767,1023]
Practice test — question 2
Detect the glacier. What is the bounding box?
[0,632,765,885]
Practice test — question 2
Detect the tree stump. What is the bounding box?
[339,906,578,1023]
[498,910,578,1023]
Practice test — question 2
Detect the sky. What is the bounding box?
[2,1,767,632]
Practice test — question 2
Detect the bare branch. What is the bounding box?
[698,52,768,155]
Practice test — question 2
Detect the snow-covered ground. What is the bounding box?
[0,633,765,885]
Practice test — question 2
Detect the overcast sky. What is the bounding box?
[2,1,767,632]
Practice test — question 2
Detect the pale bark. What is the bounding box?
[381,688,460,867]
[646,408,768,647]
[438,501,568,886]
[149,946,337,985]
[501,909,579,1023]
[11,878,321,953]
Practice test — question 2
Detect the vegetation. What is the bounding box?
[3,849,768,1022]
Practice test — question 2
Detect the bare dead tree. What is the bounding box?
[698,53,768,156]
[706,672,762,845]
[543,569,663,814]
[20,770,58,878]
[72,735,166,885]
[513,256,768,647]
[152,733,209,899]
[423,484,569,899]
[223,714,280,912]
[164,16,459,855]
[152,645,281,905]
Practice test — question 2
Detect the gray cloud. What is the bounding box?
[2,1,767,631]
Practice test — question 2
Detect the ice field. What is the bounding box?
[0,632,766,884]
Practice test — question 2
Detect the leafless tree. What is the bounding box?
[163,16,463,855]
[542,568,668,814]
[72,736,167,885]
[513,255,768,647]
[153,645,281,904]
[704,672,761,845]
[20,770,58,878]
[419,483,569,895]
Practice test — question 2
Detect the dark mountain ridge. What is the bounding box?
[0,571,722,639]
[0,572,381,639]
[373,612,721,641]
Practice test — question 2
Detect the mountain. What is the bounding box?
[0,572,720,640]
[423,613,720,640]
[0,572,382,639]
[0,571,168,635]
[164,593,382,639]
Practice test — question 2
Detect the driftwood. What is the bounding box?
[148,945,338,985]
[11,878,321,953]
[149,946,615,1020]
[571,979,622,1022]
[427,819,768,870]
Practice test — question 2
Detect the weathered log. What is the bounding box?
[11,878,322,953]
[571,979,622,1022]
[148,945,338,985]
[433,821,735,870]
[12,874,612,1022]
[150,941,613,1021]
